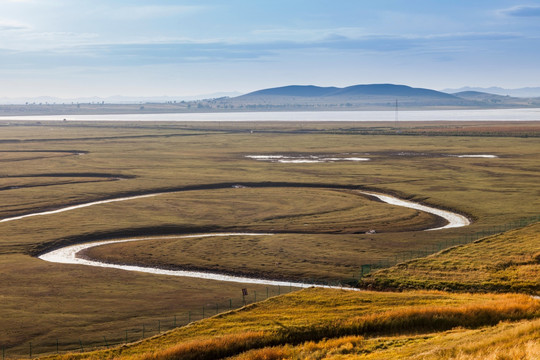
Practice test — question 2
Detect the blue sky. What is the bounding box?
[1,0,539,98]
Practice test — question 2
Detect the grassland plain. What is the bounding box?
[0,120,539,358]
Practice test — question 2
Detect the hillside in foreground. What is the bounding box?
[41,289,539,360]
[38,222,540,360]
[362,222,540,294]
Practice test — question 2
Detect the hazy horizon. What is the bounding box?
[1,1,540,99]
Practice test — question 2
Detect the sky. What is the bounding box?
[1,0,540,99]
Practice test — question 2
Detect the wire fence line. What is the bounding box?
[2,285,303,359]
[2,214,539,359]
[355,214,540,277]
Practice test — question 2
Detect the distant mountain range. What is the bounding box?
[220,84,540,109]
[1,84,539,115]
[443,86,540,98]
[241,84,457,99]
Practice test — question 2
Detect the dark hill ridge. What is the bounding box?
[246,85,340,97]
[227,83,478,109]
[241,84,459,99]
[333,84,459,98]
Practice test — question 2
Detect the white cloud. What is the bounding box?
[499,5,540,17]
[102,4,207,20]
[0,19,29,31]
[251,27,367,42]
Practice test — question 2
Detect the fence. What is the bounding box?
[3,214,539,359]
[356,214,540,277]
[1,284,304,359]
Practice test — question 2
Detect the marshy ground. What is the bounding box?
[0,120,538,358]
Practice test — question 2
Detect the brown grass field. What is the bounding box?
[38,288,540,360]
[363,222,540,293]
[0,119,538,358]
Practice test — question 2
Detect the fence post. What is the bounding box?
[103,336,109,348]
[79,339,84,352]
[174,315,176,327]
[229,299,232,310]
[216,303,219,314]
[202,306,205,319]
[266,287,269,299]
[125,330,128,343]
[142,325,145,339]
[254,291,257,302]
[56,339,59,353]
[158,320,161,333]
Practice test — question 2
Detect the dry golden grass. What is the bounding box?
[231,318,540,359]
[363,223,540,294]
[34,288,540,360]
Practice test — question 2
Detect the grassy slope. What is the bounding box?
[38,288,540,360]
[362,223,540,294]
[231,318,540,360]
[35,217,540,359]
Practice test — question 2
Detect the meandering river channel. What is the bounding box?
[25,186,471,287]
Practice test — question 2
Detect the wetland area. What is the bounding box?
[0,118,538,358]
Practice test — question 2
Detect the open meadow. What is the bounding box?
[0,119,538,358]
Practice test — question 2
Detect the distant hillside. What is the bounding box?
[2,84,540,116]
[241,84,457,99]
[331,84,458,98]
[244,85,340,97]
[228,83,476,109]
[452,91,538,107]
[444,86,540,98]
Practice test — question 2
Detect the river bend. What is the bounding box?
[32,186,470,286]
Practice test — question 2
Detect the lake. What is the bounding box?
[1,108,539,122]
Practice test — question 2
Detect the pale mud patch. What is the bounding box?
[453,154,498,158]
[246,154,370,163]
[246,153,498,162]
[392,152,498,158]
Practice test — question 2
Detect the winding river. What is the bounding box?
[25,186,471,287]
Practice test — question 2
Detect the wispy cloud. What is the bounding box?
[0,30,527,70]
[100,4,207,20]
[0,20,29,31]
[499,5,540,17]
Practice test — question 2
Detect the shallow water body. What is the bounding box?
[2,108,539,122]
